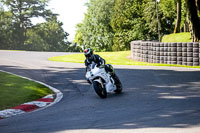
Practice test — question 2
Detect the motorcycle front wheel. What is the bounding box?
[93,81,107,98]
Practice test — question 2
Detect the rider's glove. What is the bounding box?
[96,64,100,67]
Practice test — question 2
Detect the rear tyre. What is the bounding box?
[114,78,123,94]
[93,81,107,98]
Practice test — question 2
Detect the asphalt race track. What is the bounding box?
[0,51,200,133]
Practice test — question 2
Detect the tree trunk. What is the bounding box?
[196,0,200,12]
[174,0,181,33]
[184,12,190,32]
[184,20,189,32]
[185,0,200,42]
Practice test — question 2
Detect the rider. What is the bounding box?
[84,48,120,84]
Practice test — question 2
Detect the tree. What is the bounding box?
[185,0,200,42]
[0,0,74,51]
[143,0,159,40]
[25,16,70,51]
[74,0,178,51]
[74,0,115,51]
[174,0,182,33]
[143,0,176,39]
[111,0,146,51]
[73,23,84,49]
[1,0,51,49]
[0,8,14,49]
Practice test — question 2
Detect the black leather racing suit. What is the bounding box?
[85,54,120,84]
[85,54,105,69]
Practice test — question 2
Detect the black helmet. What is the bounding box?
[84,48,93,60]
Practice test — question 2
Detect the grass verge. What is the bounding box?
[48,51,200,68]
[162,32,191,42]
[0,71,54,110]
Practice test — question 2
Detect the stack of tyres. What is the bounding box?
[147,42,149,62]
[177,43,182,65]
[160,43,164,63]
[171,43,177,64]
[133,42,140,61]
[148,42,153,63]
[137,42,141,61]
[182,43,187,66]
[131,43,135,59]
[141,43,144,62]
[143,42,148,62]
[167,43,171,64]
[156,42,160,63]
[193,42,199,66]
[133,42,141,61]
[164,43,168,64]
[153,43,157,63]
[131,41,199,66]
[187,42,193,66]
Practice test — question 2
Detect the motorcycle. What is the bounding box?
[85,63,122,98]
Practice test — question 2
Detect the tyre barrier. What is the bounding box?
[130,41,200,66]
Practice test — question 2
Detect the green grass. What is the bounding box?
[0,71,54,110]
[48,51,200,68]
[162,32,191,43]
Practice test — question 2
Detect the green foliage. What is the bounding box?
[25,16,70,51]
[74,0,115,51]
[2,0,50,27]
[0,0,79,52]
[74,0,177,52]
[180,0,187,30]
[73,23,84,48]
[0,10,14,49]
[111,0,146,51]
[159,0,176,34]
[143,0,176,39]
[1,0,51,49]
[162,32,191,42]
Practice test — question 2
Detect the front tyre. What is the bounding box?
[93,81,107,98]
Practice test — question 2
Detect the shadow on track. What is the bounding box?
[0,64,200,132]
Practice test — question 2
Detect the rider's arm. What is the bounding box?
[85,59,89,72]
[95,55,105,66]
[85,59,88,66]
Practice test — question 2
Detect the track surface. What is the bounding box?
[0,51,200,133]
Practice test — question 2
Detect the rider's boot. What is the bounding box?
[110,72,120,85]
[105,64,120,85]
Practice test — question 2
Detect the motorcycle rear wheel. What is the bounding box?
[114,79,123,94]
[93,81,107,98]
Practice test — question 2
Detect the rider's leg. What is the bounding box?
[105,64,120,84]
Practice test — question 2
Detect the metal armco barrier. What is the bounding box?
[130,41,200,66]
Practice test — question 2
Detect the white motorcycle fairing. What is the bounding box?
[86,64,117,93]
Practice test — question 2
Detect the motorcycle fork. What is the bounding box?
[99,78,104,89]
